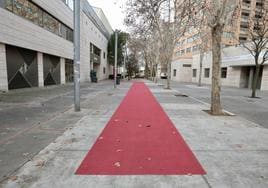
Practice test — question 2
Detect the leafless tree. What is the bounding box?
[191,8,211,87]
[203,0,239,115]
[125,0,197,89]
[240,0,268,98]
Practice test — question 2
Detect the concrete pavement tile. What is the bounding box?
[197,151,268,188]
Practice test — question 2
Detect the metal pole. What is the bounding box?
[114,30,118,89]
[123,40,127,79]
[74,0,80,112]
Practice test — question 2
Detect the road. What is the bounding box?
[159,79,268,128]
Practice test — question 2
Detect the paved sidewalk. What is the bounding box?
[0,81,115,182]
[158,79,268,128]
[1,80,268,188]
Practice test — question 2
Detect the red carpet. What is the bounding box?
[76,82,206,175]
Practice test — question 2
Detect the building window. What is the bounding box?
[103,52,106,59]
[239,36,247,41]
[186,47,191,53]
[192,45,199,52]
[187,37,193,43]
[193,69,197,77]
[192,33,200,40]
[223,32,233,39]
[173,69,177,77]
[61,0,74,10]
[204,68,210,78]
[13,0,43,26]
[175,51,180,57]
[176,41,181,47]
[221,67,227,78]
[3,0,73,42]
[103,67,106,74]
[43,11,60,35]
[183,64,192,67]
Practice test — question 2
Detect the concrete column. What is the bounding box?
[248,67,254,89]
[60,57,66,84]
[0,43,8,91]
[261,65,268,91]
[37,52,44,87]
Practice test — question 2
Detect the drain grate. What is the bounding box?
[174,94,188,97]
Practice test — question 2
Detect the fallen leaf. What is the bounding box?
[99,137,104,140]
[36,160,45,167]
[147,157,152,161]
[114,162,121,167]
[116,149,123,152]
[138,124,142,128]
[22,153,29,157]
[63,138,78,144]
[9,176,18,181]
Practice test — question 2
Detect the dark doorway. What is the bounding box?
[240,66,263,89]
[65,59,74,83]
[43,54,60,86]
[6,45,38,90]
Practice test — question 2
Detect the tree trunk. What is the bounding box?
[166,61,171,89]
[154,65,158,83]
[198,52,204,87]
[145,62,150,79]
[211,24,223,115]
[251,64,261,98]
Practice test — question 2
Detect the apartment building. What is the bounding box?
[0,0,113,91]
[171,0,268,90]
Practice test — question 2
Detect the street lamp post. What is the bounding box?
[114,30,118,89]
[74,0,80,112]
[123,40,127,79]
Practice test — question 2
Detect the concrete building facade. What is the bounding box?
[171,46,268,90]
[0,0,113,91]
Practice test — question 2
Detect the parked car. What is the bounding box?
[160,72,167,79]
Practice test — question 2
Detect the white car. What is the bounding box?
[160,72,167,79]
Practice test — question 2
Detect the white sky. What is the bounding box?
[88,0,126,31]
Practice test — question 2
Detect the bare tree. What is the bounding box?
[197,29,211,87]
[125,0,196,89]
[203,0,239,115]
[192,12,211,87]
[240,0,268,98]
